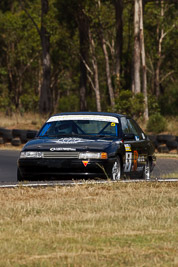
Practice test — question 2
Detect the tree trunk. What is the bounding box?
[133,0,141,94]
[90,32,101,112]
[139,0,148,120]
[93,62,101,112]
[18,0,51,114]
[102,37,115,109]
[97,0,115,109]
[39,0,51,114]
[77,9,89,111]
[113,0,123,95]
[155,0,164,98]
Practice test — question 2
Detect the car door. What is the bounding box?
[120,117,148,176]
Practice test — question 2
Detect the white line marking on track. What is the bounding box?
[0,179,178,188]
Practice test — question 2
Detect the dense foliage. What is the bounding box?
[0,0,177,118]
[146,113,167,133]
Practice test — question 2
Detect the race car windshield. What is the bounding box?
[38,120,118,137]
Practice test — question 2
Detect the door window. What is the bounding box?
[127,119,143,140]
[120,117,130,134]
[121,117,145,140]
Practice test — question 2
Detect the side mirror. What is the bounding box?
[123,133,135,140]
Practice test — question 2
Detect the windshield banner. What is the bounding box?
[47,115,119,123]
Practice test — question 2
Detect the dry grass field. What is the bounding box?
[0,182,178,266]
[0,112,46,130]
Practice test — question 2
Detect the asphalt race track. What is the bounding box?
[0,150,19,182]
[0,150,178,186]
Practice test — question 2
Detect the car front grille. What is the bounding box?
[43,151,79,159]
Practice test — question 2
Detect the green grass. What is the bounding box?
[0,182,178,266]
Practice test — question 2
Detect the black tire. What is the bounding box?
[147,135,157,142]
[12,129,22,138]
[152,140,159,148]
[0,137,4,144]
[153,141,160,148]
[17,168,35,181]
[17,168,24,181]
[2,129,13,143]
[110,157,122,181]
[147,135,158,148]
[157,134,175,143]
[12,129,29,143]
[0,127,6,134]
[166,140,178,150]
[0,127,5,137]
[157,144,169,153]
[26,130,38,140]
[11,138,21,146]
[20,130,28,143]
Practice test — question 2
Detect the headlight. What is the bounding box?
[79,152,107,159]
[20,151,44,158]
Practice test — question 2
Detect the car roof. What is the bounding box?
[51,112,126,119]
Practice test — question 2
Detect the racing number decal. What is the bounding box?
[124,152,132,172]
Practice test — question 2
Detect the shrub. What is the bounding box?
[131,93,145,118]
[57,94,79,112]
[146,113,167,133]
[159,85,178,116]
[114,90,144,119]
[20,94,39,112]
[114,90,132,115]
[0,95,15,114]
[148,95,160,116]
[0,96,11,111]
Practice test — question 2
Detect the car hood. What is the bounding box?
[23,136,122,152]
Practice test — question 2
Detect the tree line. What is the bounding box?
[0,0,177,119]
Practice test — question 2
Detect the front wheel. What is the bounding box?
[17,168,24,182]
[143,160,151,180]
[110,157,122,181]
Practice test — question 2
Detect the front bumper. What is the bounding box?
[18,158,116,179]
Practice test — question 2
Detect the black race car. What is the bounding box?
[17,112,156,181]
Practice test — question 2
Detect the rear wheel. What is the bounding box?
[110,157,121,181]
[143,160,151,180]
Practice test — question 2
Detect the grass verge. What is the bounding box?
[162,172,178,178]
[0,112,46,130]
[0,182,178,266]
[155,153,178,159]
[0,113,178,135]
